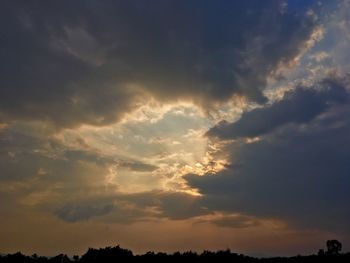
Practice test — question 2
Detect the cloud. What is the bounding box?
[116,160,158,172]
[55,202,114,223]
[0,0,318,128]
[206,213,261,229]
[50,190,206,223]
[0,125,158,185]
[186,77,350,232]
[0,124,203,223]
[207,78,349,139]
[63,149,158,172]
[112,191,206,221]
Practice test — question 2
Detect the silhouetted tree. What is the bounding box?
[49,254,70,263]
[326,240,342,255]
[80,246,133,263]
[1,243,350,263]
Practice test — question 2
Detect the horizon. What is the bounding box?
[0,241,347,259]
[1,0,350,257]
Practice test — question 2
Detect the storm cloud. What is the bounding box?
[187,78,350,233]
[207,78,349,139]
[0,0,317,128]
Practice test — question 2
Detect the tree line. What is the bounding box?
[0,240,348,263]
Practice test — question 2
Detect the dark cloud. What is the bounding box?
[208,78,349,139]
[0,127,201,223]
[186,79,350,232]
[55,202,114,223]
[0,127,56,181]
[0,126,157,184]
[0,0,317,128]
[52,191,205,223]
[210,214,260,229]
[154,192,206,220]
[116,160,158,172]
[63,150,158,172]
[117,191,206,220]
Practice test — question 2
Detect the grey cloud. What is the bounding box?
[52,191,206,223]
[187,79,350,232]
[55,202,114,223]
[211,214,260,229]
[0,127,157,184]
[119,191,207,220]
[116,160,158,172]
[0,127,201,223]
[0,128,56,181]
[155,192,206,220]
[0,0,317,128]
[63,150,158,172]
[208,78,349,139]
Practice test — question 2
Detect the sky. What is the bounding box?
[1,0,350,257]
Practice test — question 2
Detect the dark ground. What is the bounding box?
[0,243,349,263]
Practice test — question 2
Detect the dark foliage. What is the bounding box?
[0,241,349,263]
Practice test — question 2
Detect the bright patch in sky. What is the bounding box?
[58,102,229,194]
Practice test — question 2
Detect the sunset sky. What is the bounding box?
[1,0,350,257]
